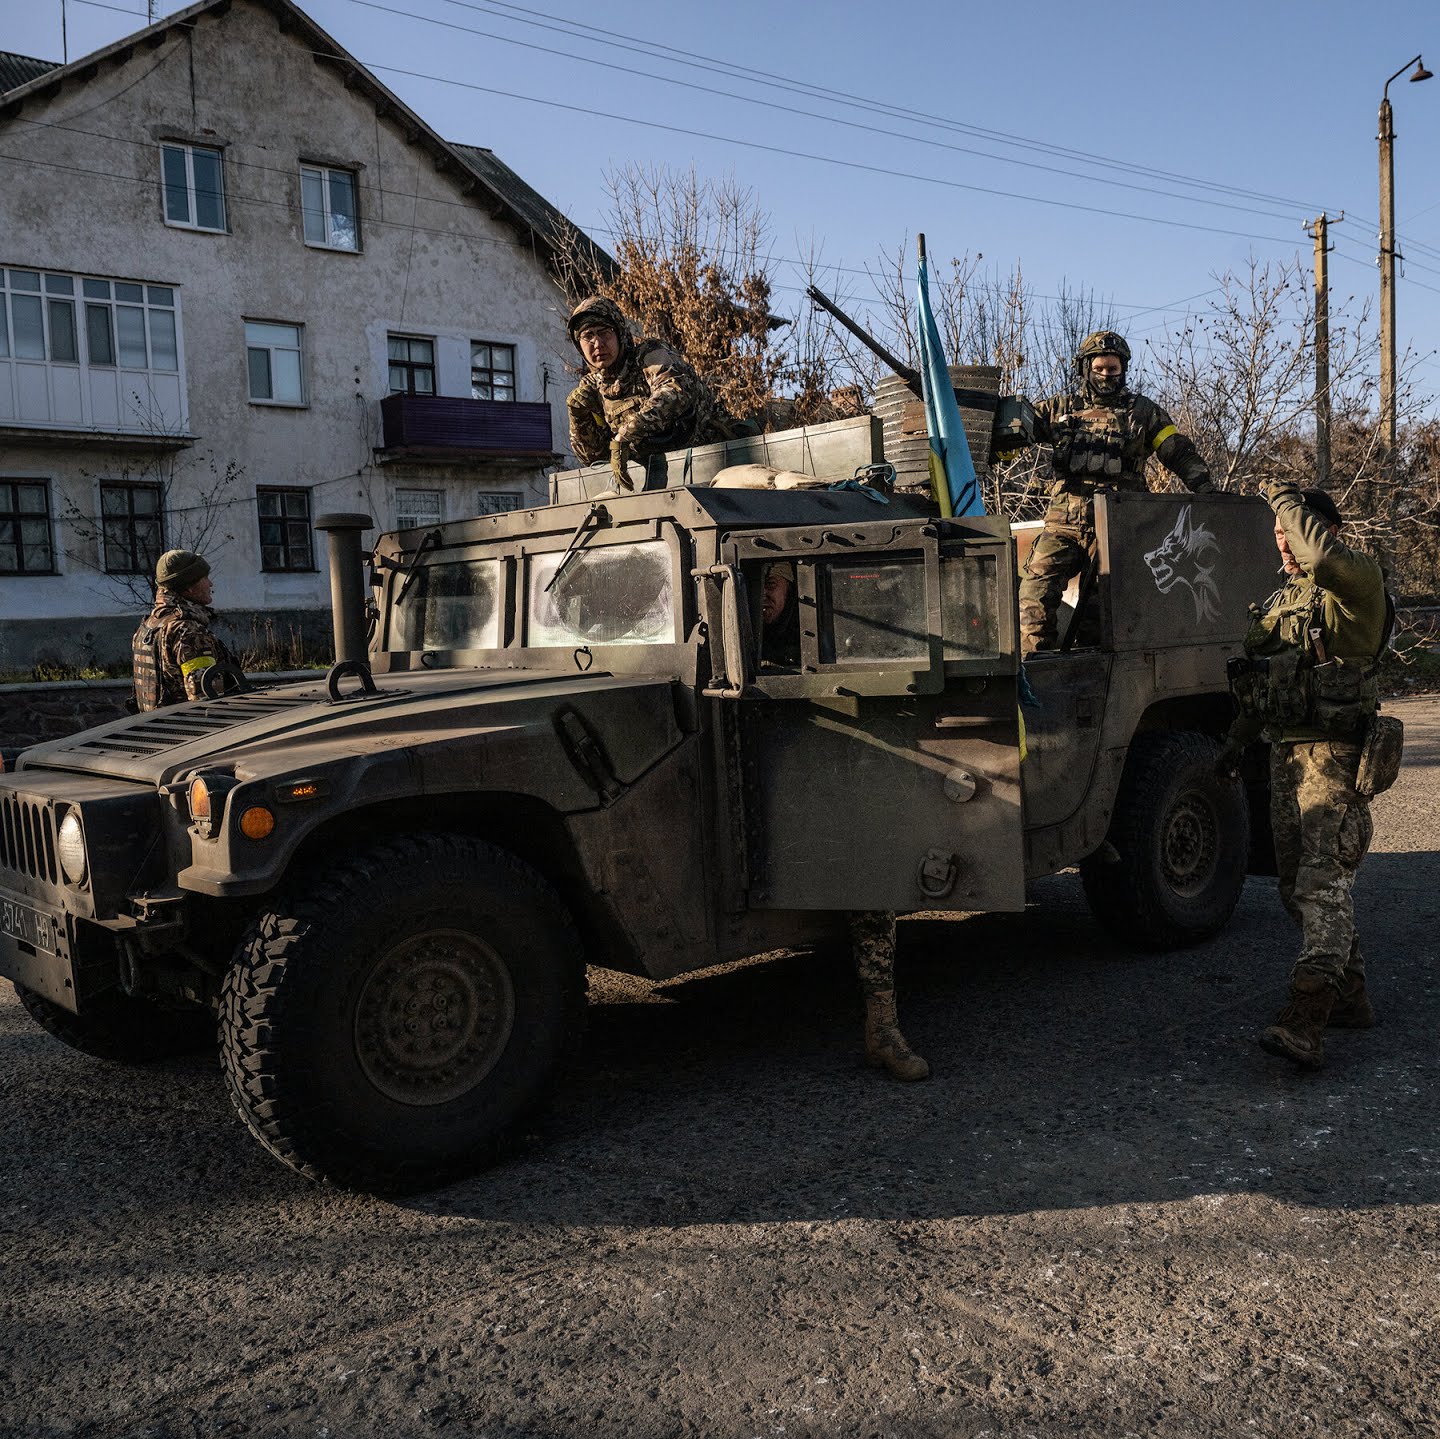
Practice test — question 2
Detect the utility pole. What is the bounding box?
[1377,55,1432,482]
[1306,212,1341,487]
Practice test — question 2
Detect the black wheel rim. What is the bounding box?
[354,929,516,1106]
[1160,791,1219,898]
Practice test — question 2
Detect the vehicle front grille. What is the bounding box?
[0,793,58,884]
[68,692,316,758]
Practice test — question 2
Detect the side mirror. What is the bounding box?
[692,563,753,699]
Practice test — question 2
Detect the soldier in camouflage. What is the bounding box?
[1222,482,1392,1069]
[1016,330,1212,655]
[565,296,734,490]
[131,550,236,711]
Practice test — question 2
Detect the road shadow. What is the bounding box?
[409,845,1440,1226]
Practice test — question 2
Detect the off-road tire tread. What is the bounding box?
[1081,730,1248,951]
[219,833,586,1192]
[16,983,214,1063]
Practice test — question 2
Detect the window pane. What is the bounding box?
[282,491,308,516]
[83,279,111,299]
[493,347,513,373]
[387,336,407,361]
[85,304,115,365]
[245,321,299,348]
[18,485,48,513]
[262,545,284,570]
[115,282,144,303]
[192,149,225,230]
[48,299,78,363]
[247,347,272,400]
[388,364,407,393]
[147,286,173,306]
[116,306,147,366]
[414,368,434,395]
[0,296,7,358]
[301,168,326,244]
[101,487,127,515]
[148,308,178,371]
[412,338,434,363]
[11,294,44,359]
[493,379,514,399]
[162,146,191,224]
[44,274,74,295]
[327,170,357,249]
[470,344,490,367]
[258,491,281,516]
[272,348,303,403]
[8,270,41,291]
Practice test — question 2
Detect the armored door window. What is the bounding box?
[389,558,501,653]
[527,540,675,647]
[821,557,928,665]
[940,550,1006,664]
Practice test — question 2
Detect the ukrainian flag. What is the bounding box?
[916,243,983,519]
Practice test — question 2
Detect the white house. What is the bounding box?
[0,0,603,669]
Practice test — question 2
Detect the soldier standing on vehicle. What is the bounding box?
[757,561,928,1081]
[1221,482,1394,1069]
[132,549,236,711]
[1015,330,1212,655]
[565,296,739,491]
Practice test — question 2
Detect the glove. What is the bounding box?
[1189,476,1214,494]
[1215,738,1246,781]
[609,438,634,491]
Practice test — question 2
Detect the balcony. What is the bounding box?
[378,394,556,463]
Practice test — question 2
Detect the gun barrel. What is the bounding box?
[805,285,919,390]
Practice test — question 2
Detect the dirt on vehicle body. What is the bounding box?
[0,479,1278,1191]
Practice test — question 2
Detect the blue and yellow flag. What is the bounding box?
[916,247,983,519]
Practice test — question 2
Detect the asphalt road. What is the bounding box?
[2,695,1438,1439]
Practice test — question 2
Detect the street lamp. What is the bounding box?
[1379,55,1432,473]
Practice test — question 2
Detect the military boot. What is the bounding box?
[1260,971,1337,1069]
[1328,971,1376,1029]
[863,990,930,1082]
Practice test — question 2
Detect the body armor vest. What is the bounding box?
[1231,580,1385,740]
[1049,403,1147,494]
[131,622,171,712]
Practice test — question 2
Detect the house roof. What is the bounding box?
[0,0,608,271]
[0,51,60,94]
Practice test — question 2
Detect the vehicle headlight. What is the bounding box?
[187,772,236,840]
[57,811,88,887]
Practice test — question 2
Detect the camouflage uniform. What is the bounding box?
[565,296,731,474]
[1018,332,1211,654]
[1228,480,1390,1065]
[132,589,235,710]
[849,910,929,1081]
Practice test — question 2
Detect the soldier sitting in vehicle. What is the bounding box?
[565,296,742,491]
[759,560,800,668]
[1010,330,1213,655]
[131,549,237,711]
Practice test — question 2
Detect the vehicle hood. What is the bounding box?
[17,668,680,787]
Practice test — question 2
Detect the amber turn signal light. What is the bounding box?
[238,806,276,841]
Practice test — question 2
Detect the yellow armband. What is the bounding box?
[1151,425,1177,450]
[180,655,216,676]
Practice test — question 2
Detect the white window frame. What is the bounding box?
[394,487,444,532]
[245,320,306,407]
[300,164,361,252]
[160,143,227,233]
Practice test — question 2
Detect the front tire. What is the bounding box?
[15,984,213,1063]
[1080,731,1249,950]
[219,834,585,1192]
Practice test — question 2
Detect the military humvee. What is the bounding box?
[0,480,1277,1191]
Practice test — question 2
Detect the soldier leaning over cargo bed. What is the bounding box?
[564,296,740,490]
[1221,482,1397,1071]
[1011,330,1212,655]
[131,549,237,711]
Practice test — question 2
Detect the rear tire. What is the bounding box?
[15,984,213,1063]
[219,833,585,1193]
[1081,731,1249,950]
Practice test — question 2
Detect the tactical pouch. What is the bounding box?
[1308,658,1376,736]
[1356,713,1404,798]
[1261,650,1309,727]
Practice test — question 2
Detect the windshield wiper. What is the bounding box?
[393,528,443,608]
[545,502,609,595]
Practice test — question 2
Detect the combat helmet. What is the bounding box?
[1075,329,1132,379]
[567,295,632,350]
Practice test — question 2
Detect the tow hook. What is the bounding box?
[917,848,959,900]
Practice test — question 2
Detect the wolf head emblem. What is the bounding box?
[1144,504,1221,623]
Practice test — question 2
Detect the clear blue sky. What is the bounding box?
[12,0,1440,398]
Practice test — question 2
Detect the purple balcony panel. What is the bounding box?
[380,395,554,457]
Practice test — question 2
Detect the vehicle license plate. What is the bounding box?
[1,894,60,955]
